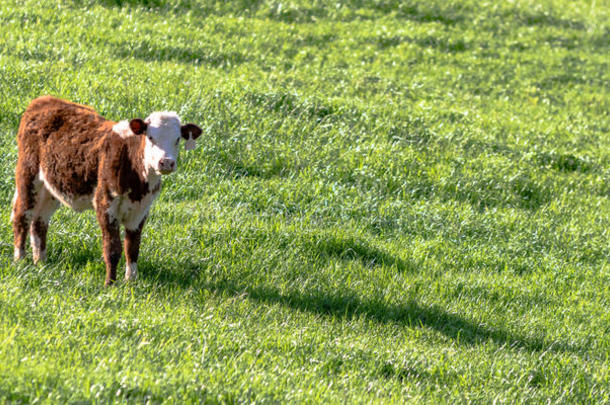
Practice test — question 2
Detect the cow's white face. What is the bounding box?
[124,112,203,176]
[142,112,182,175]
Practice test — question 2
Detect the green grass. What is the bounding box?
[0,0,608,403]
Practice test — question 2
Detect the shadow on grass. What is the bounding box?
[212,149,296,180]
[302,233,414,272]
[440,173,553,212]
[379,362,429,382]
[372,35,470,52]
[71,0,200,8]
[314,346,448,383]
[83,0,465,25]
[72,0,266,18]
[140,259,580,355]
[245,91,337,123]
[113,41,248,68]
[28,222,580,356]
[74,0,593,35]
[514,10,585,30]
[260,1,467,24]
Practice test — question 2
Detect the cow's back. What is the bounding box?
[18,96,113,208]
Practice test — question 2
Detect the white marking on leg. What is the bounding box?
[29,187,59,264]
[34,187,60,221]
[13,247,25,261]
[125,262,138,281]
[10,189,18,222]
[30,232,45,263]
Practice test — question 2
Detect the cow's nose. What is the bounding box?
[159,158,176,173]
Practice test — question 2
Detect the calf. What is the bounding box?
[12,96,202,286]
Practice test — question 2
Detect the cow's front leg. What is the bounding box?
[124,217,146,281]
[97,210,122,286]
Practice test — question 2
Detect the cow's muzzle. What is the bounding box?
[158,158,176,174]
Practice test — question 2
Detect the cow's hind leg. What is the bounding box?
[29,187,60,263]
[12,168,41,261]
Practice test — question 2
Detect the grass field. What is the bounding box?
[0,0,608,403]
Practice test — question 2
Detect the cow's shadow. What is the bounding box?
[139,255,580,355]
[25,221,578,356]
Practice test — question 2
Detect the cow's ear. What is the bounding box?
[129,119,147,135]
[181,123,202,151]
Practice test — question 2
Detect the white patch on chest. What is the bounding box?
[39,169,94,212]
[106,177,161,230]
[112,120,135,138]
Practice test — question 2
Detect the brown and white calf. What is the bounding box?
[12,96,202,286]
